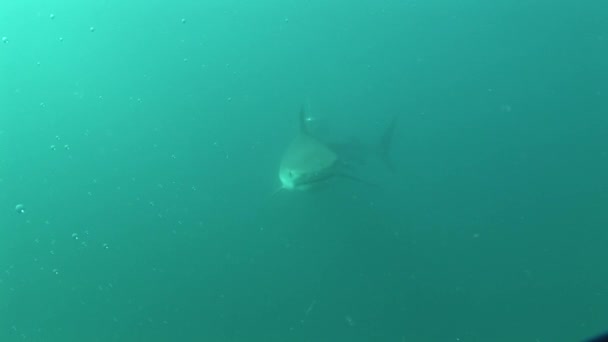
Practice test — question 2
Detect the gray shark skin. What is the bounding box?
[277,107,396,192]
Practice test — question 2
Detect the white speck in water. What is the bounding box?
[15,204,25,214]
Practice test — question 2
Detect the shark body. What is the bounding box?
[278,107,396,191]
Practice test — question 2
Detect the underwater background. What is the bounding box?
[1,0,607,341]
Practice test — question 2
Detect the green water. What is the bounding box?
[1,1,607,341]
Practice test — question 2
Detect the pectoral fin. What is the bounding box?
[334,173,380,188]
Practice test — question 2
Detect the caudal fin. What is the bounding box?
[378,116,398,172]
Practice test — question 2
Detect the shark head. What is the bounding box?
[278,133,338,191]
[278,167,305,191]
[278,108,338,191]
[278,162,300,190]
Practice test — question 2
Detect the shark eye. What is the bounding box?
[288,171,294,178]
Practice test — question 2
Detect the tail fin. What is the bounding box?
[378,116,398,172]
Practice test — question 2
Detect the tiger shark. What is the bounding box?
[278,107,397,192]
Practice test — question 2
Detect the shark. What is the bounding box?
[277,107,397,192]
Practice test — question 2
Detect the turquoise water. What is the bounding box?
[1,1,607,341]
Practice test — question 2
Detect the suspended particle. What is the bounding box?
[15,204,25,214]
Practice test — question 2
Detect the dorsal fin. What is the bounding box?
[378,116,398,172]
[299,105,310,135]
